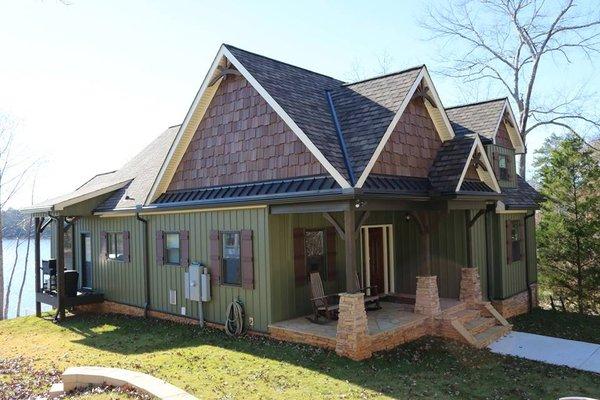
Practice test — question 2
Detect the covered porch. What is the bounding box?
[269,196,510,359]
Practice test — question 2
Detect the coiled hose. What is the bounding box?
[225,299,244,337]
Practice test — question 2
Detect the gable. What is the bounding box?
[166,74,325,191]
[370,98,443,178]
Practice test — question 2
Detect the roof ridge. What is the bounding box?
[343,65,424,86]
[75,170,118,190]
[446,97,507,110]
[224,44,343,82]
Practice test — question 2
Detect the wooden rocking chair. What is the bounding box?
[308,272,339,323]
[355,274,382,311]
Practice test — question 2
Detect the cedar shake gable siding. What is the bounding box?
[495,117,514,149]
[370,98,443,177]
[167,74,326,191]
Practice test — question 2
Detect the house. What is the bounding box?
[23,44,541,360]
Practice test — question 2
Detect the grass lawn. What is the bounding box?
[510,308,600,344]
[0,313,598,399]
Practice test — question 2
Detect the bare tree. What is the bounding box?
[3,236,22,318]
[0,114,35,320]
[422,0,600,177]
[16,179,36,317]
[376,50,394,75]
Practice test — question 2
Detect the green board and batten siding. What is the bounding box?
[73,207,273,332]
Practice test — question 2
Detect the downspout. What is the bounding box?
[524,212,535,313]
[136,205,151,317]
[484,205,493,302]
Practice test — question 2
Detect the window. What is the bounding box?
[164,232,180,265]
[107,232,124,261]
[305,230,325,274]
[510,221,522,262]
[498,154,510,181]
[222,232,241,285]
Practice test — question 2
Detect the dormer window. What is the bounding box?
[498,154,509,181]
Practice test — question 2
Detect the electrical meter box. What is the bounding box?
[185,263,211,302]
[184,263,202,302]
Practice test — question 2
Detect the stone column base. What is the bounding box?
[335,292,372,361]
[459,267,483,306]
[414,276,441,316]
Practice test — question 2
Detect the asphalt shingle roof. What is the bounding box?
[330,68,422,180]
[428,136,475,193]
[446,99,506,140]
[502,175,542,209]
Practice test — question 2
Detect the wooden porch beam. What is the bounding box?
[344,209,358,293]
[55,216,66,322]
[354,211,370,236]
[34,217,42,317]
[39,217,52,233]
[322,212,345,240]
[467,209,486,229]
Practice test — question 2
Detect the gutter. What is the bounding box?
[135,206,151,317]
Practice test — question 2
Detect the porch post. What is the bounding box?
[465,211,473,267]
[55,216,66,321]
[344,208,357,293]
[413,212,441,316]
[419,230,432,276]
[34,217,42,317]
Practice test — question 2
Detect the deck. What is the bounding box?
[269,298,463,351]
[36,291,104,308]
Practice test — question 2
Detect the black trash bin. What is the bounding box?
[64,270,79,297]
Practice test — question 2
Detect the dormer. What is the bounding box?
[446,98,524,189]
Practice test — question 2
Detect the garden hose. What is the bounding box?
[225,299,244,337]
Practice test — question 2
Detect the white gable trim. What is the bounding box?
[492,100,525,154]
[355,68,455,188]
[455,135,501,193]
[146,46,227,204]
[223,47,351,189]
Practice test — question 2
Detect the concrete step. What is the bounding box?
[465,317,497,335]
[48,382,65,399]
[475,325,511,348]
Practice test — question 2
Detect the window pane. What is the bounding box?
[116,233,124,261]
[499,155,507,168]
[164,233,180,264]
[222,232,241,285]
[166,248,180,265]
[305,230,324,273]
[84,236,92,263]
[108,234,116,259]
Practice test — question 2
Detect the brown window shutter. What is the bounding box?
[293,228,306,286]
[506,155,511,182]
[100,231,108,260]
[210,230,221,285]
[156,230,164,265]
[326,227,337,280]
[241,230,254,289]
[505,220,513,264]
[519,220,525,260]
[180,230,189,267]
[123,231,130,262]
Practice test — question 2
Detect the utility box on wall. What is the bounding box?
[185,263,211,302]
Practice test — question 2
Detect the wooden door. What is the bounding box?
[368,227,385,292]
[81,233,92,288]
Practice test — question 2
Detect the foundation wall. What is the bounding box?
[491,284,538,319]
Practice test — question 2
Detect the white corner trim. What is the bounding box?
[455,135,501,193]
[422,67,455,140]
[223,47,351,189]
[145,46,227,204]
[354,68,425,188]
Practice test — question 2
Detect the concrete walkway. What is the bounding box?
[489,331,600,374]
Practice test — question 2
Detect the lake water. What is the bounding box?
[2,238,51,319]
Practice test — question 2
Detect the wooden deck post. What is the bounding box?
[34,217,42,317]
[344,208,357,293]
[55,216,66,321]
[416,213,431,276]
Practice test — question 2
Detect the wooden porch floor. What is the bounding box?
[268,298,462,348]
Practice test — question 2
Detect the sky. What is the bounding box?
[0,0,598,208]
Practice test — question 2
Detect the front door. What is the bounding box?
[368,227,385,293]
[81,233,92,288]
